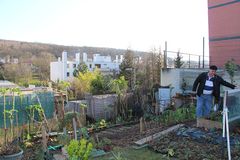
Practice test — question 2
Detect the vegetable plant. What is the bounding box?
[66,138,93,160]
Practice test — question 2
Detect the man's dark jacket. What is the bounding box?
[192,72,235,103]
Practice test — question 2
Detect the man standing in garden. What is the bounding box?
[192,65,236,118]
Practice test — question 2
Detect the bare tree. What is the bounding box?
[32,52,56,81]
[3,63,32,83]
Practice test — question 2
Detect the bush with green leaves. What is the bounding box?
[57,134,71,146]
[224,59,238,83]
[90,74,113,95]
[97,119,107,129]
[66,139,93,160]
[58,112,80,131]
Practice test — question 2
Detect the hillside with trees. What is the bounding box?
[0,39,148,84]
[0,39,146,59]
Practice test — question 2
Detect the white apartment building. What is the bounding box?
[50,51,123,82]
[0,57,19,64]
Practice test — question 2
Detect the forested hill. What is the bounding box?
[0,39,147,59]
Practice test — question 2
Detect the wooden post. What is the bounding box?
[60,93,65,120]
[42,125,48,153]
[16,113,19,139]
[83,107,86,126]
[198,56,201,68]
[140,117,144,133]
[203,37,205,68]
[73,118,77,140]
[96,134,99,143]
[188,54,191,68]
[63,127,67,135]
[164,41,167,68]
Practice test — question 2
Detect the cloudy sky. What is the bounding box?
[0,0,209,55]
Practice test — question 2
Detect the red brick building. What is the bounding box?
[208,0,240,68]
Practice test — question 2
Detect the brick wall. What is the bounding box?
[208,0,240,67]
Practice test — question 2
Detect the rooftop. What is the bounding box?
[0,80,18,88]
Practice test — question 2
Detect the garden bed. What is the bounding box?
[19,117,240,160]
[197,118,222,129]
[148,130,240,160]
[94,120,240,160]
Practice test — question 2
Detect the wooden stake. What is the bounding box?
[73,118,77,140]
[96,134,99,143]
[63,127,67,135]
[42,125,48,153]
[140,117,144,133]
[16,113,19,139]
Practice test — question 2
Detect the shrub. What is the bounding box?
[66,139,93,160]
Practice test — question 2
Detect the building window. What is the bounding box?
[67,72,70,77]
[95,64,101,68]
[89,64,92,68]
[73,64,76,68]
[67,64,70,68]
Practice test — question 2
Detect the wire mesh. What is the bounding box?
[0,91,54,128]
[226,90,240,123]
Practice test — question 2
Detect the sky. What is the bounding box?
[0,0,209,55]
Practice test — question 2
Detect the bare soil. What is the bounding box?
[95,120,240,160]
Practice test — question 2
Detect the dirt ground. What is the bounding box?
[149,132,240,160]
[94,121,169,147]
[95,120,240,160]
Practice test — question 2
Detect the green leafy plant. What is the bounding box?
[73,62,89,77]
[57,134,71,146]
[4,87,21,141]
[181,78,187,93]
[80,103,87,109]
[116,116,124,124]
[0,88,9,145]
[174,51,184,68]
[111,151,127,160]
[97,137,112,151]
[59,80,71,102]
[0,87,22,156]
[225,59,238,83]
[110,76,128,121]
[25,105,35,140]
[80,127,89,139]
[158,104,196,125]
[98,119,107,129]
[4,109,18,140]
[71,68,101,99]
[66,139,93,160]
[25,104,44,139]
[90,74,113,95]
[167,148,175,158]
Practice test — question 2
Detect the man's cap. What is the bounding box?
[210,65,218,71]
